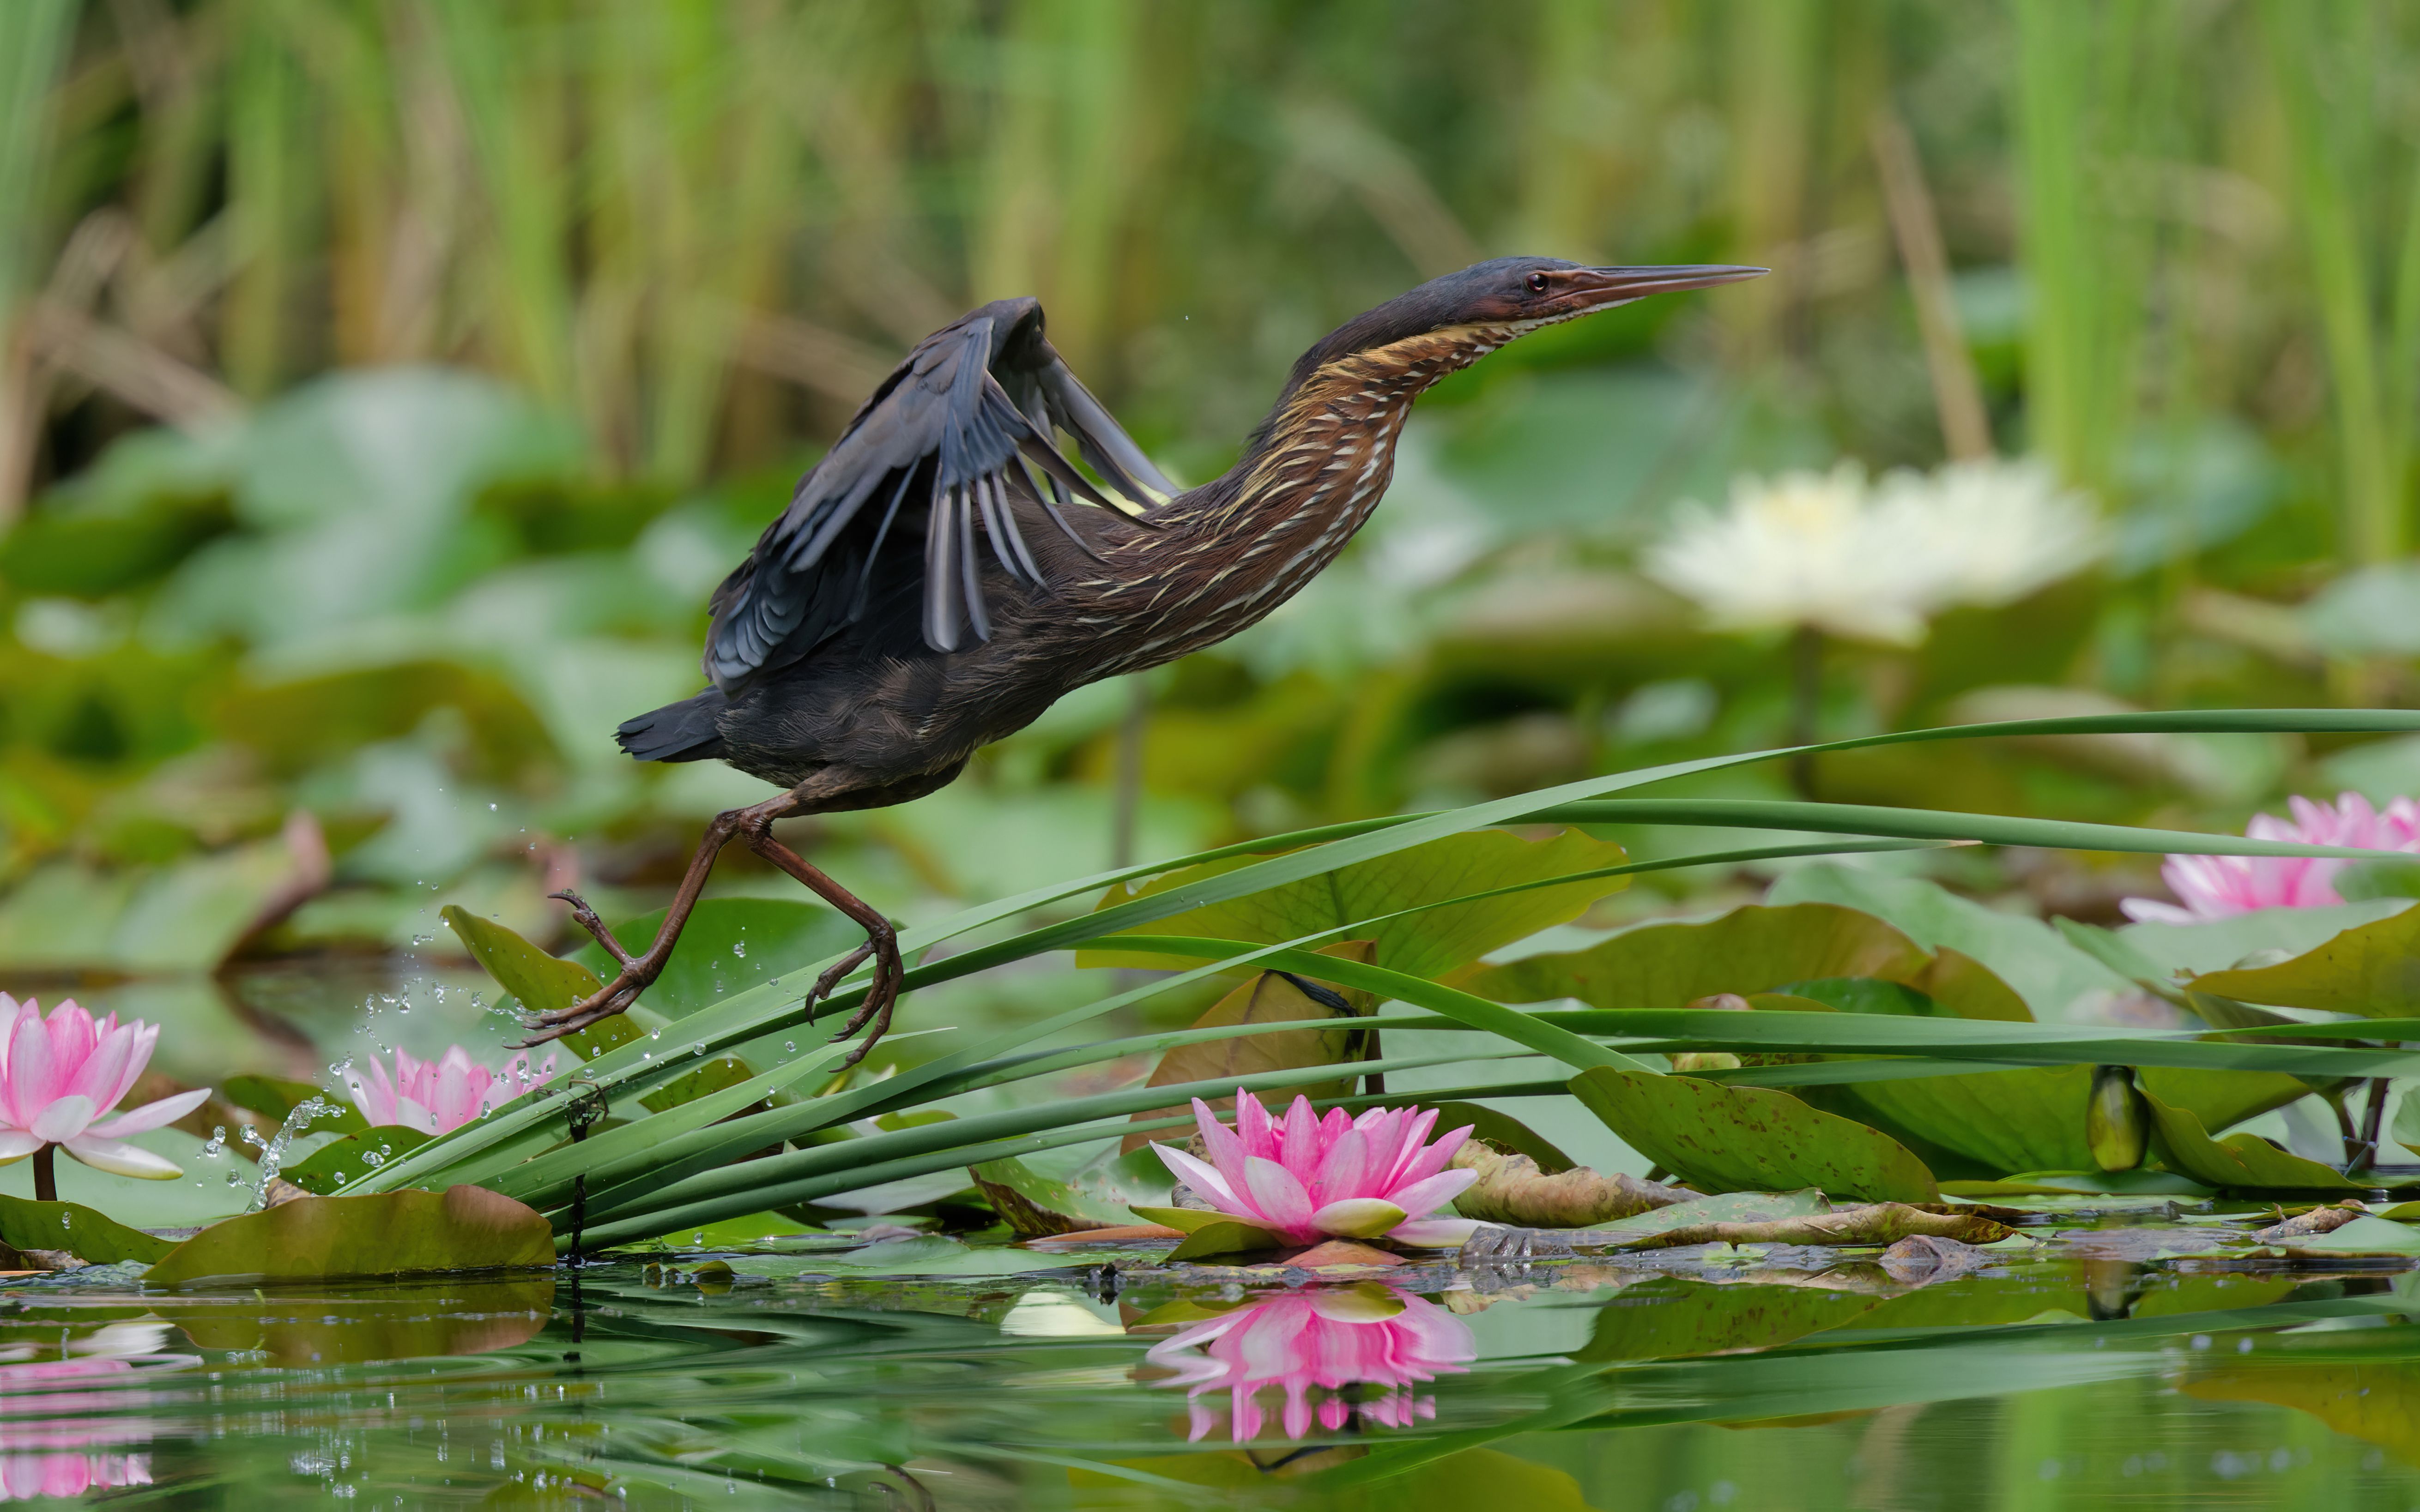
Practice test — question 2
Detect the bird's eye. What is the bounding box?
[1525,271,1550,294]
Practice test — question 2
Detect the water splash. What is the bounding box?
[236,1097,345,1211]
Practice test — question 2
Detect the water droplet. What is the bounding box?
[732,942,746,958]
[783,1041,796,1054]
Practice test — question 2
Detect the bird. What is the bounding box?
[526,256,1765,1060]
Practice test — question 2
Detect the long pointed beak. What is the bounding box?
[1562,264,1768,310]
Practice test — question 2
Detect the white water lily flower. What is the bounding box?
[1643,457,2107,645]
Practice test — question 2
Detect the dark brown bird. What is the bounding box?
[529,257,1765,1057]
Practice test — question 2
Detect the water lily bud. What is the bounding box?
[2086,1065,2148,1172]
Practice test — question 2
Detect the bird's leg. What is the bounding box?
[517,790,803,1044]
[741,828,902,1068]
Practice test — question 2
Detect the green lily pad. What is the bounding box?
[972,1151,1165,1237]
[1590,1188,1831,1239]
[2257,1215,2420,1256]
[2142,1090,2367,1193]
[1940,1169,2213,1198]
[445,905,755,1108]
[1475,903,1929,1009]
[0,1193,171,1265]
[1569,1068,1939,1204]
[1841,1064,2311,1177]
[567,897,865,1018]
[1578,1276,1884,1361]
[1079,827,1631,981]
[278,1126,433,1196]
[2184,905,2420,1018]
[1127,1203,1282,1259]
[221,1075,369,1136]
[145,1185,556,1286]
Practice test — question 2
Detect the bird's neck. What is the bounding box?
[1169,322,1512,540]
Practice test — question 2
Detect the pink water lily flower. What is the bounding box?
[1154,1089,1480,1249]
[0,997,208,1181]
[2121,792,2420,924]
[344,1045,558,1135]
[1145,1283,1474,1442]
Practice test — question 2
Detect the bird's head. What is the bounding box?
[1289,256,1766,383]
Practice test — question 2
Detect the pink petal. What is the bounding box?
[86,1086,211,1139]
[1310,1128,1373,1206]
[1154,1143,1245,1211]
[1382,1107,1440,1186]
[1280,1096,1321,1165]
[0,1132,39,1162]
[45,1001,96,1078]
[1241,1155,1317,1239]
[1234,1089,1276,1160]
[5,1013,60,1128]
[64,1026,136,1114]
[1384,1167,1477,1220]
[1387,1217,1482,1247]
[1192,1097,1249,1180]
[30,1094,96,1144]
[1389,1123,1473,1191]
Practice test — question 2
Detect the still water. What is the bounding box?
[0,1243,2417,1509]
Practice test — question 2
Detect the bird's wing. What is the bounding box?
[702,306,1172,690]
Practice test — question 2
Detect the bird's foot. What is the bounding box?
[551,888,637,966]
[826,923,904,1069]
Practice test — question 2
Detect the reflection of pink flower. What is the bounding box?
[344,1045,558,1135]
[1145,1285,1475,1441]
[0,998,209,1180]
[1153,1090,1478,1248]
[0,1453,150,1500]
[2122,793,2420,924]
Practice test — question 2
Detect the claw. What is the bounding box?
[823,928,905,1069]
[511,967,649,1048]
[551,889,637,967]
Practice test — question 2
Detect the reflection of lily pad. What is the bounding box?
[1578,1276,1882,1361]
[159,1276,554,1363]
[1571,1068,1938,1204]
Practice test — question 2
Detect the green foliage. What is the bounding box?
[2142,1089,2369,1193]
[2186,905,2420,1017]
[1570,1067,1940,1204]
[145,1186,555,1287]
[0,1193,170,1265]
[279,1127,433,1197]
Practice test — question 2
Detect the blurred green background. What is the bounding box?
[6,0,2420,1085]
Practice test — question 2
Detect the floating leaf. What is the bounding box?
[2185,906,2420,1018]
[278,1126,433,1196]
[1474,903,1929,1009]
[1569,1068,1939,1204]
[0,1194,170,1265]
[1591,1189,1833,1240]
[1127,1204,1283,1259]
[2142,1089,2367,1193]
[567,898,864,1018]
[1118,942,1376,1154]
[1079,828,1629,980]
[145,1186,556,1286]
[2251,1215,2420,1257]
[971,1149,1170,1238]
[221,1074,369,1136]
[1939,1169,2212,1198]
[444,904,754,1107]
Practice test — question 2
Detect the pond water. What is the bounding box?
[5,1239,2420,1509]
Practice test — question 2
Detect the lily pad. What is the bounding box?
[1079,827,1631,981]
[2253,1215,2420,1257]
[145,1185,556,1286]
[445,905,755,1108]
[221,1074,369,1136]
[1841,1064,2311,1177]
[1939,1169,2213,1198]
[1118,942,1377,1153]
[1570,1068,1939,1204]
[567,897,864,1018]
[1591,1188,1833,1240]
[1128,1204,1282,1259]
[2185,905,2420,1018]
[971,1150,1169,1238]
[278,1126,433,1196]
[0,1194,171,1265]
[2142,1090,2368,1193]
[1475,903,1929,1009]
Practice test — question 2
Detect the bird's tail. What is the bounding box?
[616,687,730,763]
